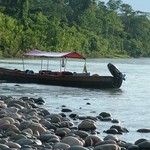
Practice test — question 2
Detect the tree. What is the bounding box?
[0,0,150,58]
[21,0,29,26]
[0,0,21,18]
[67,0,94,24]
[107,0,122,12]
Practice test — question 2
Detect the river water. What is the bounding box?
[0,58,150,143]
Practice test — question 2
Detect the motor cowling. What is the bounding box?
[107,63,125,79]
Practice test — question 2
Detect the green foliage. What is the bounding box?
[0,0,150,58]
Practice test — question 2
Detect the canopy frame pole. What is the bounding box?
[83,59,87,73]
[22,56,25,71]
[41,58,43,70]
[60,57,67,72]
[60,59,61,72]
[47,58,49,70]
[64,57,67,71]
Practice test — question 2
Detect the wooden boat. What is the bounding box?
[0,50,125,89]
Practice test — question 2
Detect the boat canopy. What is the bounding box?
[24,49,86,59]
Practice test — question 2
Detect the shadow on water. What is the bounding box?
[1,82,124,99]
[90,88,123,94]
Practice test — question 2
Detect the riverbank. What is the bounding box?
[0,95,150,150]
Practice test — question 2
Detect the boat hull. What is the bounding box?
[0,67,123,89]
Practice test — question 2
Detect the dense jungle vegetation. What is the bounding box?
[0,0,150,58]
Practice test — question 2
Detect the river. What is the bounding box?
[0,58,150,143]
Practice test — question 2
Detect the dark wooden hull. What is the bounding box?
[0,67,123,89]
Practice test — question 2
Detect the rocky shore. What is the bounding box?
[0,95,150,150]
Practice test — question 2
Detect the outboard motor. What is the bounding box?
[107,63,125,80]
[107,63,125,88]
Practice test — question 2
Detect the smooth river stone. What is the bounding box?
[7,100,32,109]
[94,144,121,150]
[48,113,62,123]
[78,119,97,131]
[84,135,103,146]
[61,136,84,146]
[55,127,71,137]
[53,142,70,150]
[137,140,150,149]
[10,133,27,141]
[40,133,60,142]
[5,141,21,149]
[5,113,22,120]
[4,107,19,113]
[67,145,89,150]
[21,128,33,135]
[0,144,10,149]
[0,119,10,127]
[0,100,7,108]
[1,116,16,124]
[73,130,89,139]
[20,121,46,134]
[15,139,35,146]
